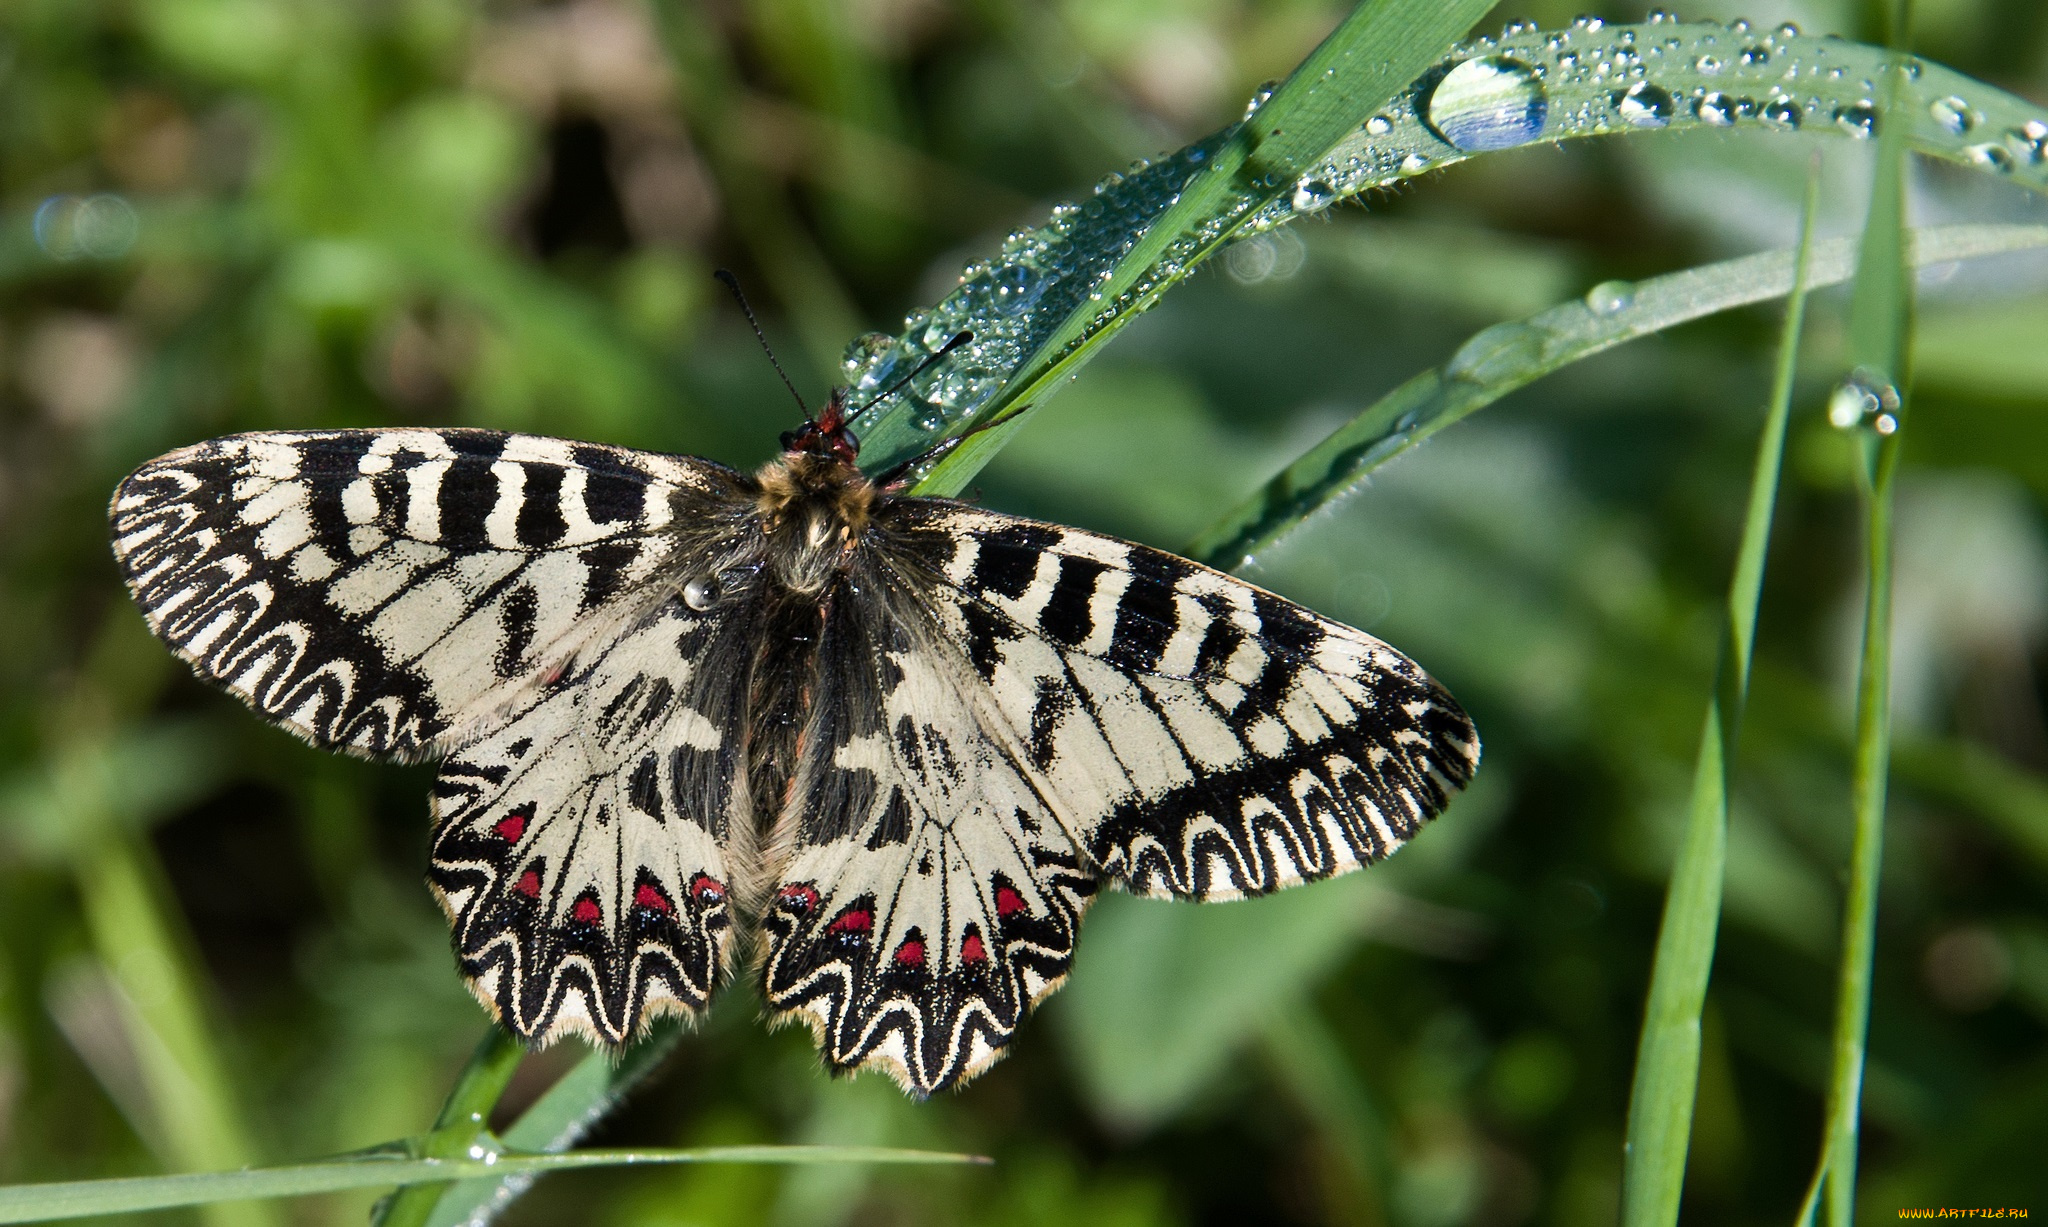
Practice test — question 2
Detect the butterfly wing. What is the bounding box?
[898,505,1479,901]
[113,428,762,1042]
[429,587,763,1044]
[109,429,742,759]
[757,501,1476,1094]
[758,572,1096,1096]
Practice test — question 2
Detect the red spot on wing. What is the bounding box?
[961,932,988,963]
[493,811,529,842]
[690,874,726,905]
[827,908,872,936]
[995,886,1026,918]
[634,882,673,913]
[513,869,542,898]
[894,938,926,967]
[778,884,819,915]
[571,896,602,924]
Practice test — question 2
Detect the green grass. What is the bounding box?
[1620,150,1822,1227]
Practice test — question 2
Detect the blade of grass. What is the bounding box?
[851,20,2048,495]
[370,1027,526,1227]
[0,1144,987,1225]
[898,0,1502,493]
[1619,151,1824,1227]
[419,1021,686,1227]
[1182,222,2048,573]
[1795,47,1915,1227]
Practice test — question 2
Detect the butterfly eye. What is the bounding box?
[682,576,721,610]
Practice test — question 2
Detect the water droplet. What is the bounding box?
[1774,22,1800,39]
[1929,94,1977,135]
[1364,114,1392,136]
[1243,80,1278,120]
[1400,152,1431,174]
[1728,18,1752,34]
[1584,280,1634,314]
[1695,54,1723,74]
[2004,121,2048,165]
[1965,142,2015,173]
[1573,15,1605,32]
[1423,56,1549,152]
[1698,92,1738,126]
[1739,44,1771,66]
[1834,102,1878,138]
[1092,171,1123,195]
[841,332,896,383]
[1290,176,1337,213]
[1647,8,1677,23]
[1618,81,1674,128]
[1760,97,1801,129]
[1827,368,1901,432]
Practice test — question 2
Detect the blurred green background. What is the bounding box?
[4,0,2047,1224]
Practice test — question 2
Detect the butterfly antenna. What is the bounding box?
[714,268,810,420]
[841,330,975,428]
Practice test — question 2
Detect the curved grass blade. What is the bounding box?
[1619,152,1824,1227]
[1797,51,1916,1227]
[0,1144,986,1225]
[370,1027,526,1227]
[1183,222,2048,573]
[418,1022,687,1227]
[845,19,2047,496]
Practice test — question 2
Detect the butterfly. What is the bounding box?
[107,384,1478,1096]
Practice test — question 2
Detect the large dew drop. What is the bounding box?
[1424,56,1549,152]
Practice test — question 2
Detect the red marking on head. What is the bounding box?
[571,896,602,924]
[778,884,819,915]
[690,874,726,905]
[634,882,673,913]
[514,870,542,898]
[493,812,528,842]
[995,886,1026,918]
[895,938,926,967]
[827,908,872,936]
[961,932,988,964]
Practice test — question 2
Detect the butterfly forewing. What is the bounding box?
[108,429,726,759]
[884,505,1480,902]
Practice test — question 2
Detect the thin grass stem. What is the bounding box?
[1620,152,1824,1227]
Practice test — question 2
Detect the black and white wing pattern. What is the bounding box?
[759,578,1095,1094]
[902,507,1479,902]
[757,501,1477,1095]
[108,429,731,759]
[112,429,760,1041]
[427,589,760,1044]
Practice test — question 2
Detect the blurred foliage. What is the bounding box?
[2,1,2047,1225]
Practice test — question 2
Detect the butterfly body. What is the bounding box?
[109,402,1478,1095]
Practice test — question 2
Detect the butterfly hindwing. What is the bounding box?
[428,595,754,1044]
[108,429,734,758]
[759,575,1094,1095]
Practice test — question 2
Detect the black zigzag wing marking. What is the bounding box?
[877,503,1480,903]
[758,575,1093,1097]
[109,429,745,759]
[428,579,764,1045]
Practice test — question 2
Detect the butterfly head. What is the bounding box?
[777,388,862,468]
